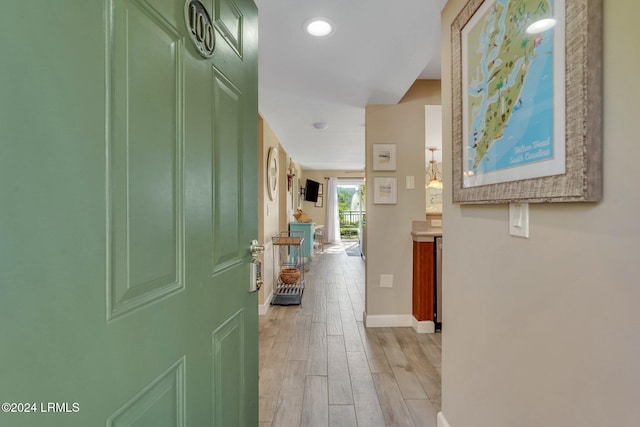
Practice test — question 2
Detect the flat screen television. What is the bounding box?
[304,179,320,203]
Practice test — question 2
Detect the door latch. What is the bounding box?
[249,240,263,292]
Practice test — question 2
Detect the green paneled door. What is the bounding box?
[0,0,259,425]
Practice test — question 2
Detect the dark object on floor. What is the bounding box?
[270,279,304,305]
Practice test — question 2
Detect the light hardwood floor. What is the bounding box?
[259,243,441,427]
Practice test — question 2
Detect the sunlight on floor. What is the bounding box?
[316,242,345,254]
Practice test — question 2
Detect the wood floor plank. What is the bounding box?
[259,341,290,422]
[326,288,339,305]
[341,310,364,353]
[391,366,428,399]
[326,302,343,336]
[270,360,306,427]
[356,322,392,374]
[307,321,328,375]
[299,285,315,317]
[259,398,277,424]
[259,334,275,372]
[329,405,357,427]
[405,399,438,427]
[287,313,312,361]
[301,375,329,427]
[351,303,364,322]
[312,291,327,323]
[337,289,353,311]
[413,367,441,410]
[392,329,441,408]
[372,372,417,427]
[328,335,353,405]
[395,327,441,375]
[347,351,386,427]
[376,328,409,367]
[377,329,427,399]
[274,306,297,343]
[427,331,442,349]
[416,332,442,370]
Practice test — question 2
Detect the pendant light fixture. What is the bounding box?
[426,147,443,189]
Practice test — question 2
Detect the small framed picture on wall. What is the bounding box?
[373,177,397,204]
[372,144,397,171]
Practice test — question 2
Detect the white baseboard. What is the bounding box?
[364,313,413,328]
[437,411,450,427]
[258,291,272,316]
[412,316,435,334]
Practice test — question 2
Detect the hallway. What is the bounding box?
[259,244,441,427]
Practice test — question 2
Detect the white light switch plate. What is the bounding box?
[406,176,415,189]
[509,203,529,238]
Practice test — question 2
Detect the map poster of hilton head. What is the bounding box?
[462,0,566,188]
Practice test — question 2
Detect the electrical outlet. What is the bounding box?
[380,274,393,288]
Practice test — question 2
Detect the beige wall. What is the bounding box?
[365,80,441,318]
[259,117,303,306]
[299,171,327,227]
[440,1,640,426]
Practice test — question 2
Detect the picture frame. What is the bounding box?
[373,177,397,204]
[318,183,323,195]
[451,0,602,204]
[372,144,397,171]
[315,195,323,207]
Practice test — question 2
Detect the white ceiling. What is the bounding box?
[255,0,447,170]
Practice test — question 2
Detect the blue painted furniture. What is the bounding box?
[289,222,315,259]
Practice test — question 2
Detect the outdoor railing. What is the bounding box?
[339,210,365,226]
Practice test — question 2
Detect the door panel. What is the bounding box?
[0,0,258,425]
[212,67,243,272]
[108,0,186,320]
[212,310,245,426]
[213,0,244,57]
[107,358,186,426]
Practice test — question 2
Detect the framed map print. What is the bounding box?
[451,0,602,204]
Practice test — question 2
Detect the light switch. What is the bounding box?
[406,176,415,189]
[509,203,529,238]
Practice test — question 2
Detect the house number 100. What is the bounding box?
[184,0,215,57]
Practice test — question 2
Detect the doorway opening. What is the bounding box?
[336,180,365,240]
[334,179,365,257]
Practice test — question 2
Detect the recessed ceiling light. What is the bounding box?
[312,122,328,130]
[304,18,334,38]
[526,18,557,34]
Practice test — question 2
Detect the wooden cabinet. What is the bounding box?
[412,241,434,322]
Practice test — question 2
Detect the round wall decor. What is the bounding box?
[267,147,279,201]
